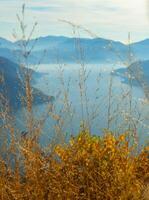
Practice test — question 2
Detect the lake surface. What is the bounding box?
[15,63,149,145]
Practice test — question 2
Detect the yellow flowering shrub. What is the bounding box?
[50,132,149,199]
[0,131,149,199]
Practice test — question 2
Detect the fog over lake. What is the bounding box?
[15,63,149,146]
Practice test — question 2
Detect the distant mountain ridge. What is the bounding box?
[0,36,149,64]
[130,39,149,60]
[0,37,15,49]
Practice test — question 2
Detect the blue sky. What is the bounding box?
[0,0,149,42]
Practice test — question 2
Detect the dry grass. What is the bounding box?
[0,131,148,200]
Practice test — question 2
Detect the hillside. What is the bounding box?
[0,57,54,110]
[130,39,149,60]
[0,36,127,64]
[16,36,127,63]
[113,60,149,87]
[1,36,149,64]
[0,37,15,49]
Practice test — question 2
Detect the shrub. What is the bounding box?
[0,131,149,199]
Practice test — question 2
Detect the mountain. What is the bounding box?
[1,36,149,64]
[0,37,15,49]
[15,36,68,51]
[0,48,19,63]
[130,39,149,60]
[0,57,54,110]
[0,36,128,64]
[17,36,127,63]
[113,60,149,86]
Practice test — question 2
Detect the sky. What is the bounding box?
[0,0,149,42]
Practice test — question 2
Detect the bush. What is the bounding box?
[0,131,149,199]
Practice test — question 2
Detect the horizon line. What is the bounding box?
[0,34,149,45]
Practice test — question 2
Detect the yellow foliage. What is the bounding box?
[0,131,149,199]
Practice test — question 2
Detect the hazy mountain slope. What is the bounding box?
[113,60,149,86]
[0,37,15,49]
[0,48,18,62]
[130,39,149,60]
[0,47,41,64]
[14,36,128,63]
[15,36,68,51]
[0,57,54,110]
[1,36,149,63]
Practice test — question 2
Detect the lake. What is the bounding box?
[15,63,149,146]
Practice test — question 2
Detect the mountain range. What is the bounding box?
[0,35,149,105]
[1,36,149,64]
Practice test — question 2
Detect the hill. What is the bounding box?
[16,36,127,63]
[0,37,15,49]
[1,36,149,64]
[130,39,149,60]
[0,36,127,64]
[113,60,149,87]
[0,57,54,110]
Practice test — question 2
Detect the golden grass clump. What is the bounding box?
[0,131,149,200]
